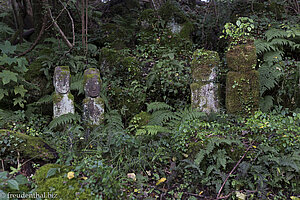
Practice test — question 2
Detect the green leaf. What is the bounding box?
[15,57,28,73]
[0,190,8,200]
[0,54,17,65]
[0,89,8,100]
[0,41,16,54]
[0,70,18,85]
[0,171,8,179]
[236,20,241,27]
[15,175,29,185]
[14,85,27,97]
[46,168,58,178]
[7,179,19,190]
[13,97,26,108]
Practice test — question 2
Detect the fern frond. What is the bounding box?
[270,38,296,47]
[259,63,283,95]
[265,28,288,41]
[148,110,176,126]
[104,110,124,133]
[31,94,53,105]
[146,102,174,112]
[70,73,84,95]
[136,125,171,136]
[48,113,80,130]
[168,108,206,128]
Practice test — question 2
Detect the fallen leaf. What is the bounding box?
[156,177,166,185]
[67,171,75,180]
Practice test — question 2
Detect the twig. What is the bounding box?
[216,143,253,199]
[58,0,75,47]
[17,15,47,57]
[48,7,73,49]
[45,0,71,31]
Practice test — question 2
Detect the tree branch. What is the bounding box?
[48,7,73,49]
[216,143,253,199]
[58,0,75,47]
[17,15,47,57]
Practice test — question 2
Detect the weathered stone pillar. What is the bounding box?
[190,49,220,114]
[83,68,104,126]
[225,41,259,115]
[53,66,74,118]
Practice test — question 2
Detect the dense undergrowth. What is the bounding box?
[0,0,300,199]
[1,104,300,199]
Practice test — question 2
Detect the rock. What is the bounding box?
[0,129,58,176]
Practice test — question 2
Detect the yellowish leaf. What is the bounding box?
[67,171,75,180]
[199,191,203,195]
[156,177,166,185]
[81,176,88,180]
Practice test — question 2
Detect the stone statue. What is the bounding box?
[83,68,104,126]
[190,49,220,114]
[53,66,74,118]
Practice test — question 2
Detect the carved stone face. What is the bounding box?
[84,68,101,98]
[53,66,70,94]
[85,76,100,97]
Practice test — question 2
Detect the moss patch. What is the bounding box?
[130,111,151,128]
[191,49,219,81]
[53,93,63,104]
[34,164,93,200]
[83,68,101,86]
[226,43,257,72]
[226,71,259,115]
[0,129,57,161]
[179,21,194,39]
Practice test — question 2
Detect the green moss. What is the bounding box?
[226,71,260,115]
[226,42,256,72]
[130,111,151,128]
[179,21,194,39]
[0,129,57,161]
[191,49,219,81]
[53,93,63,104]
[67,93,74,102]
[83,68,101,86]
[34,164,93,200]
[95,97,105,106]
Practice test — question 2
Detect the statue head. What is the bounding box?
[84,68,101,98]
[53,66,70,94]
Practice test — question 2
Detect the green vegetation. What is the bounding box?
[0,0,299,199]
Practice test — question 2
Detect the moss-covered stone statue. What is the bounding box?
[225,41,259,115]
[53,66,74,118]
[83,68,104,126]
[190,49,220,114]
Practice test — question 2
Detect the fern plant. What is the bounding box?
[255,27,300,111]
